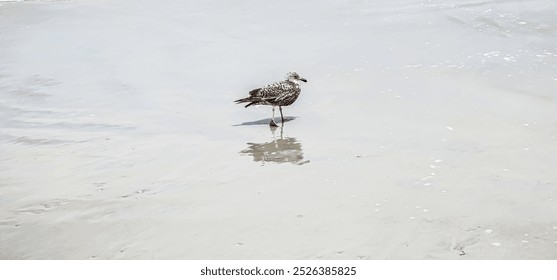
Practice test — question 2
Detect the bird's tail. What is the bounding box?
[235,88,262,107]
[235,97,261,108]
[234,97,252,104]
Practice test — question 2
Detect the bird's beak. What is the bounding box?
[300,78,307,83]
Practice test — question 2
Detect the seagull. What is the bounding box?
[235,72,307,126]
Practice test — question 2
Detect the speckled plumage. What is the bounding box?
[235,72,307,126]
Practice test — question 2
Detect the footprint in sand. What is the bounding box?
[16,199,70,215]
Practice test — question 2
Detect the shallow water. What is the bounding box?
[1,0,557,259]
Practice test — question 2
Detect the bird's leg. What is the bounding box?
[270,106,278,127]
[279,106,284,123]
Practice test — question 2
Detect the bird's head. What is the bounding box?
[286,72,307,84]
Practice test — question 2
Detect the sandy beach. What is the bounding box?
[1,0,557,259]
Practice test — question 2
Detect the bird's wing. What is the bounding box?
[255,81,295,100]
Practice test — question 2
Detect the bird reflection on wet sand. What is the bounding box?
[240,125,309,165]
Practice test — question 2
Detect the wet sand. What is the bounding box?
[1,0,557,259]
